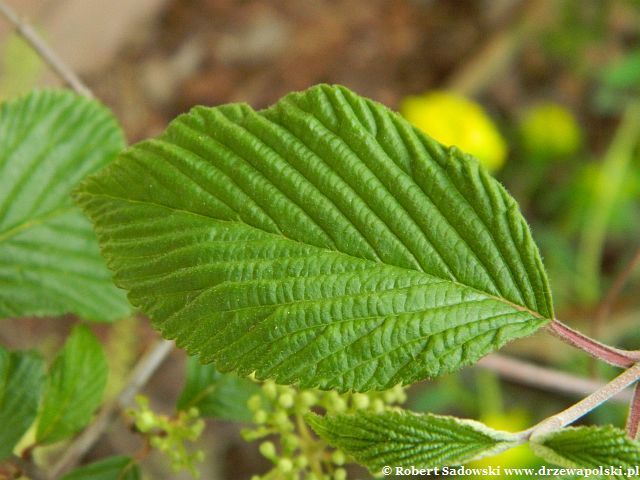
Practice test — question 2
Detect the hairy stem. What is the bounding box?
[546,319,640,367]
[0,1,93,97]
[527,362,640,438]
[296,413,324,479]
[48,339,174,479]
[626,383,640,439]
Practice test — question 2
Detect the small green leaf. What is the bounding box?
[0,90,130,321]
[61,456,140,480]
[306,410,518,472]
[76,84,552,391]
[177,355,261,421]
[36,325,108,444]
[530,425,640,478]
[0,347,45,460]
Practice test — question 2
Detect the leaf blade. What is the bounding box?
[0,90,130,321]
[530,425,640,478]
[306,410,518,472]
[0,347,45,459]
[36,325,108,444]
[76,84,552,391]
[177,355,261,421]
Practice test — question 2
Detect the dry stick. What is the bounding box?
[0,1,93,97]
[477,353,632,405]
[9,455,46,480]
[546,319,640,368]
[0,4,176,476]
[48,339,174,480]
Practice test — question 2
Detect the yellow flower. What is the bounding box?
[519,102,582,161]
[468,410,538,479]
[400,91,507,171]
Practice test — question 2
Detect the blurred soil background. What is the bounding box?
[1,0,640,479]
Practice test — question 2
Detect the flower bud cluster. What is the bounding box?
[128,395,205,478]
[244,382,406,480]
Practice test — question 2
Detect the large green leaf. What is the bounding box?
[36,325,108,444]
[61,456,140,480]
[0,347,45,459]
[0,90,130,321]
[177,355,261,421]
[531,426,640,478]
[306,410,518,472]
[76,84,552,391]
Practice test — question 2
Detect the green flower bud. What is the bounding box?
[272,410,293,429]
[259,441,277,460]
[277,458,294,473]
[253,409,268,424]
[371,398,385,413]
[247,394,263,412]
[382,389,397,404]
[351,393,370,410]
[262,381,278,400]
[136,410,156,432]
[282,433,300,452]
[393,385,407,404]
[296,390,318,409]
[334,468,347,480]
[331,397,347,413]
[278,392,295,409]
[331,450,346,466]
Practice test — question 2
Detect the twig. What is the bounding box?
[546,319,640,368]
[7,455,46,480]
[48,339,174,479]
[627,383,640,439]
[0,1,93,97]
[527,362,640,438]
[477,353,632,405]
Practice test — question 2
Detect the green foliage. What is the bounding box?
[129,395,204,478]
[530,425,640,477]
[245,380,406,479]
[306,410,518,473]
[177,355,261,421]
[0,90,130,321]
[1,79,636,478]
[36,325,108,444]
[76,84,552,392]
[60,455,140,480]
[0,347,45,460]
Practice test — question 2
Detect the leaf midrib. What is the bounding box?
[80,190,548,321]
[0,206,73,244]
